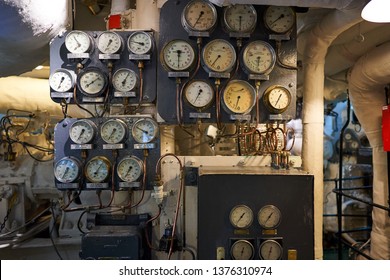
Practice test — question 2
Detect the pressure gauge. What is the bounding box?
[65,30,92,54]
[97,31,122,54]
[117,156,144,182]
[131,118,159,144]
[161,39,196,72]
[263,85,292,114]
[242,40,276,74]
[223,4,257,34]
[230,240,255,260]
[264,6,295,34]
[112,68,138,93]
[49,69,75,93]
[100,119,127,144]
[222,80,256,114]
[259,239,283,260]
[229,205,253,229]
[85,156,111,183]
[258,205,282,229]
[77,67,108,97]
[128,31,154,55]
[184,80,214,110]
[181,0,217,33]
[54,157,81,183]
[69,119,96,144]
[202,39,236,73]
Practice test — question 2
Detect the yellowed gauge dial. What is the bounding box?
[223,4,257,33]
[117,156,143,182]
[112,68,138,92]
[65,30,92,54]
[259,239,283,260]
[184,80,214,110]
[242,40,276,74]
[54,157,81,183]
[161,39,196,71]
[127,31,153,55]
[131,118,159,144]
[100,119,127,144]
[263,85,291,114]
[49,68,75,93]
[69,119,96,144]
[202,39,236,73]
[85,156,111,183]
[258,205,282,229]
[229,204,253,229]
[230,240,255,260]
[264,6,295,34]
[181,0,217,33]
[97,31,122,54]
[222,80,256,114]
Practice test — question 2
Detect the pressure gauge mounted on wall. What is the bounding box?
[201,39,236,76]
[77,67,108,98]
[181,0,218,36]
[64,30,93,59]
[160,39,196,73]
[264,6,295,35]
[241,40,276,75]
[223,4,257,36]
[263,85,292,114]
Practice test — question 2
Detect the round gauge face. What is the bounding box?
[202,39,236,73]
[230,240,254,260]
[242,41,276,74]
[54,157,81,183]
[117,156,143,182]
[97,31,122,54]
[223,4,257,33]
[229,205,253,229]
[128,31,153,55]
[264,6,295,34]
[77,68,108,96]
[85,156,111,183]
[222,80,256,114]
[184,80,214,110]
[100,119,127,144]
[181,0,217,32]
[258,205,282,229]
[49,69,75,93]
[65,30,92,54]
[161,40,196,71]
[69,119,96,144]
[112,68,138,92]
[259,240,283,260]
[131,118,159,144]
[263,85,291,114]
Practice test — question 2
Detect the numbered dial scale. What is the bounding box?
[230,240,255,260]
[161,39,196,72]
[202,39,236,73]
[184,80,214,110]
[263,85,292,114]
[69,119,97,145]
[229,204,254,229]
[222,80,256,114]
[242,41,276,74]
[65,30,93,54]
[117,156,143,182]
[181,0,217,33]
[127,31,154,55]
[49,68,75,93]
[97,31,123,54]
[131,118,159,144]
[100,119,127,144]
[259,239,283,260]
[85,156,111,183]
[112,68,138,93]
[77,67,108,97]
[54,157,81,183]
[223,4,257,34]
[264,6,295,34]
[258,205,282,229]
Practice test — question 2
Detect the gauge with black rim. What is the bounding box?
[77,67,108,97]
[230,240,255,260]
[223,4,257,34]
[65,30,93,54]
[263,85,291,114]
[202,39,236,73]
[100,119,127,144]
[161,39,196,72]
[69,119,97,144]
[264,6,295,34]
[184,79,214,110]
[49,68,75,93]
[117,156,144,182]
[85,156,111,183]
[128,31,154,55]
[181,0,217,33]
[242,40,276,74]
[97,31,123,54]
[131,118,159,144]
[259,239,283,260]
[54,157,81,183]
[112,68,138,93]
[222,80,256,114]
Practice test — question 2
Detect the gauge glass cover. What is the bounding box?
[54,157,80,183]
[242,40,276,74]
[97,31,122,54]
[117,156,143,182]
[264,6,295,34]
[112,68,138,92]
[263,85,291,114]
[161,40,196,71]
[222,80,256,114]
[69,119,96,144]
[131,118,159,144]
[230,240,254,260]
[100,119,127,144]
[258,204,282,229]
[65,30,92,54]
[128,31,153,55]
[229,205,254,229]
[259,240,283,260]
[49,69,75,93]
[223,4,257,33]
[184,80,214,110]
[78,68,107,96]
[182,0,217,32]
[202,39,236,73]
[85,156,111,183]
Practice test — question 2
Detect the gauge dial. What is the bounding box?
[85,156,111,183]
[65,30,92,54]
[69,119,96,144]
[230,240,255,260]
[181,0,217,33]
[229,205,253,229]
[258,205,282,229]
[263,85,291,114]
[202,39,236,73]
[54,157,81,183]
[264,6,295,34]
[184,80,214,110]
[49,69,75,93]
[77,67,108,96]
[117,156,143,182]
[242,40,276,74]
[128,31,154,55]
[222,80,256,114]
[112,68,138,92]
[259,239,283,260]
[131,118,159,144]
[100,119,127,144]
[223,4,257,33]
[97,31,122,54]
[161,39,196,71]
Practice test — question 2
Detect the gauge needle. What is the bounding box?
[136,126,149,135]
[211,55,221,67]
[268,246,273,259]
[77,128,85,140]
[265,212,274,225]
[73,36,81,49]
[105,39,113,51]
[193,89,203,103]
[57,77,65,90]
[131,40,145,46]
[194,11,204,27]
[270,14,285,27]
[62,167,69,179]
[125,165,133,177]
[108,128,117,140]
[122,73,130,86]
[86,77,101,88]
[236,212,246,223]
[94,163,103,176]
[176,49,182,68]
[274,94,282,107]
[240,246,245,256]
[235,96,241,109]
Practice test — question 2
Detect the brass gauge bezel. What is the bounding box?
[69,119,97,145]
[100,119,127,144]
[257,204,282,229]
[160,39,196,72]
[127,31,154,55]
[230,240,255,260]
[229,204,254,229]
[65,30,93,54]
[259,239,283,260]
[201,39,237,73]
[54,156,81,184]
[183,79,215,111]
[263,85,292,114]
[181,0,218,34]
[241,40,276,75]
[97,31,123,54]
[222,80,256,115]
[264,6,295,34]
[117,156,144,182]
[223,4,257,34]
[84,156,111,183]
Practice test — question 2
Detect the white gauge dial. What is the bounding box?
[97,31,122,54]
[263,85,291,114]
[85,156,111,183]
[222,80,256,114]
[258,205,282,229]
[131,118,159,144]
[242,40,276,74]
[112,68,138,92]
[65,30,92,54]
[259,240,283,260]
[202,39,236,73]
[223,4,257,33]
[128,31,153,55]
[181,0,217,33]
[117,156,143,182]
[230,240,255,260]
[161,39,196,71]
[54,157,81,183]
[229,205,253,229]
[100,119,127,144]
[77,68,108,96]
[264,6,295,34]
[184,80,214,110]
[49,69,75,93]
[69,119,96,144]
